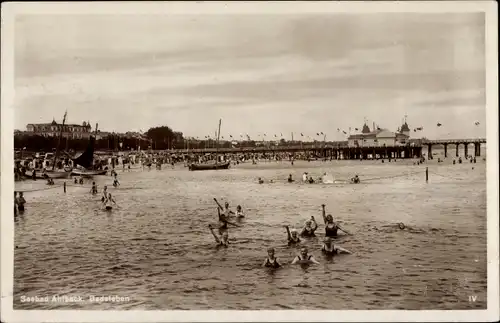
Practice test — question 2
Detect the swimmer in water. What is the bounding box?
[321,237,352,256]
[300,217,318,237]
[321,204,339,238]
[101,185,108,203]
[258,177,264,184]
[223,202,235,216]
[285,226,301,245]
[102,193,117,210]
[14,192,18,217]
[16,192,26,213]
[291,246,320,265]
[236,205,245,218]
[287,174,294,183]
[209,224,229,247]
[90,182,98,195]
[217,208,230,234]
[308,176,315,184]
[351,175,360,184]
[262,247,282,268]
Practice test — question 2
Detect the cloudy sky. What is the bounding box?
[14,13,486,140]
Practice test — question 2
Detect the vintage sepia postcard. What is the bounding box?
[1,1,498,322]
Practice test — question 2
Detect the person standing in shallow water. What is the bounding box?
[300,217,318,237]
[321,237,352,256]
[291,246,320,265]
[285,226,301,245]
[14,192,18,217]
[209,224,229,247]
[262,247,281,268]
[17,192,26,213]
[321,204,339,238]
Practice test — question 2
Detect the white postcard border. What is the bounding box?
[1,1,498,322]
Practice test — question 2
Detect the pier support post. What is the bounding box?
[456,144,459,157]
[426,167,428,183]
[464,144,468,158]
[475,143,481,157]
[63,182,66,193]
[427,144,432,160]
[444,144,448,158]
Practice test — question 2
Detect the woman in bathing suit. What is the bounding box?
[209,224,229,247]
[300,216,318,237]
[321,237,352,256]
[291,246,320,265]
[321,204,339,237]
[285,226,301,245]
[263,247,281,268]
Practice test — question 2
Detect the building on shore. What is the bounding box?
[347,120,410,148]
[26,119,92,139]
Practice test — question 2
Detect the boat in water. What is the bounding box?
[189,119,231,172]
[189,160,231,171]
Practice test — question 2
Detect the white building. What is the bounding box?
[26,120,92,139]
[348,121,410,148]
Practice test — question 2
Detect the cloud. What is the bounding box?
[13,13,486,139]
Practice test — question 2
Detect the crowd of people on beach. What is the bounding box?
[209,200,353,267]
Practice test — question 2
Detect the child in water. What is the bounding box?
[236,205,245,218]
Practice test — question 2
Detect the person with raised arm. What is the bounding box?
[209,224,229,247]
[321,204,351,237]
[300,216,318,237]
[285,225,301,245]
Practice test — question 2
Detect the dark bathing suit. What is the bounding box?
[297,255,313,261]
[301,229,315,237]
[322,246,338,256]
[265,258,281,268]
[288,237,300,246]
[325,224,338,237]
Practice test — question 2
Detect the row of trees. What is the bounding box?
[14,125,345,153]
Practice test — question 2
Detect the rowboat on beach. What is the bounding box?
[23,168,72,179]
[71,168,108,177]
